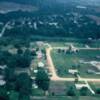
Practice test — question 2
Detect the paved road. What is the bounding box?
[46,45,100,82]
[0,22,10,38]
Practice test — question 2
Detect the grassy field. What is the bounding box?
[51,49,100,78]
[49,41,100,48]
[45,96,100,100]
[33,96,100,100]
[89,82,100,92]
[49,42,85,47]
[49,81,76,96]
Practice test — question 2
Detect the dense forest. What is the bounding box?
[0,0,100,39]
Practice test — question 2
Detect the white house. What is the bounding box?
[0,65,7,70]
[0,80,6,86]
[38,62,44,68]
[0,75,6,86]
[68,69,78,74]
[75,84,88,90]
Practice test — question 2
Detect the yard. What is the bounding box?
[49,40,100,48]
[89,82,100,95]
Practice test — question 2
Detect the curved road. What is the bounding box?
[46,45,100,82]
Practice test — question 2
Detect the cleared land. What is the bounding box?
[51,49,100,78]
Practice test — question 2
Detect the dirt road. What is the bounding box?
[46,45,100,82]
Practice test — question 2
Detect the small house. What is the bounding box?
[68,69,78,75]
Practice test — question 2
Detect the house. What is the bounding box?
[0,75,6,86]
[90,61,100,70]
[0,65,7,70]
[68,69,78,75]
[38,62,44,68]
[33,70,38,74]
[75,84,88,90]
[32,83,38,89]
[68,44,79,53]
[0,65,7,86]
[0,80,6,86]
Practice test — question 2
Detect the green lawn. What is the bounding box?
[51,49,100,78]
[32,88,45,96]
[89,82,100,92]
[49,42,85,47]
[49,41,100,48]
[45,96,100,100]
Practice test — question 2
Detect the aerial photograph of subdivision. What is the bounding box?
[0,0,100,100]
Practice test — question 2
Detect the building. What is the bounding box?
[38,62,44,68]
[68,69,78,75]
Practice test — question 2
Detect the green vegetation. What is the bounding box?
[0,0,100,99]
[51,49,100,78]
[42,96,100,100]
[36,68,50,91]
[89,83,100,95]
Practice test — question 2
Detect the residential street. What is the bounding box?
[46,44,100,82]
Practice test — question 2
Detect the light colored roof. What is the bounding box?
[68,69,78,74]
[0,65,7,70]
[0,80,6,86]
[34,70,38,73]
[90,61,100,70]
[38,62,44,67]
[75,84,87,90]
[31,77,36,80]
[32,84,38,89]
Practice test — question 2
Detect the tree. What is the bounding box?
[67,86,76,96]
[17,48,23,55]
[9,91,19,100]
[0,50,12,65]
[16,73,32,95]
[31,50,37,57]
[36,68,50,91]
[96,88,100,94]
[14,52,31,68]
[0,86,8,100]
[80,87,88,96]
[5,68,15,81]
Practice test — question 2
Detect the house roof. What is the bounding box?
[0,80,6,86]
[38,62,44,67]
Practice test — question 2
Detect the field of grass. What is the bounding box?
[32,88,45,96]
[33,96,100,100]
[45,96,100,100]
[49,41,100,48]
[89,82,100,92]
[51,49,100,78]
[49,81,76,96]
[49,42,85,47]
